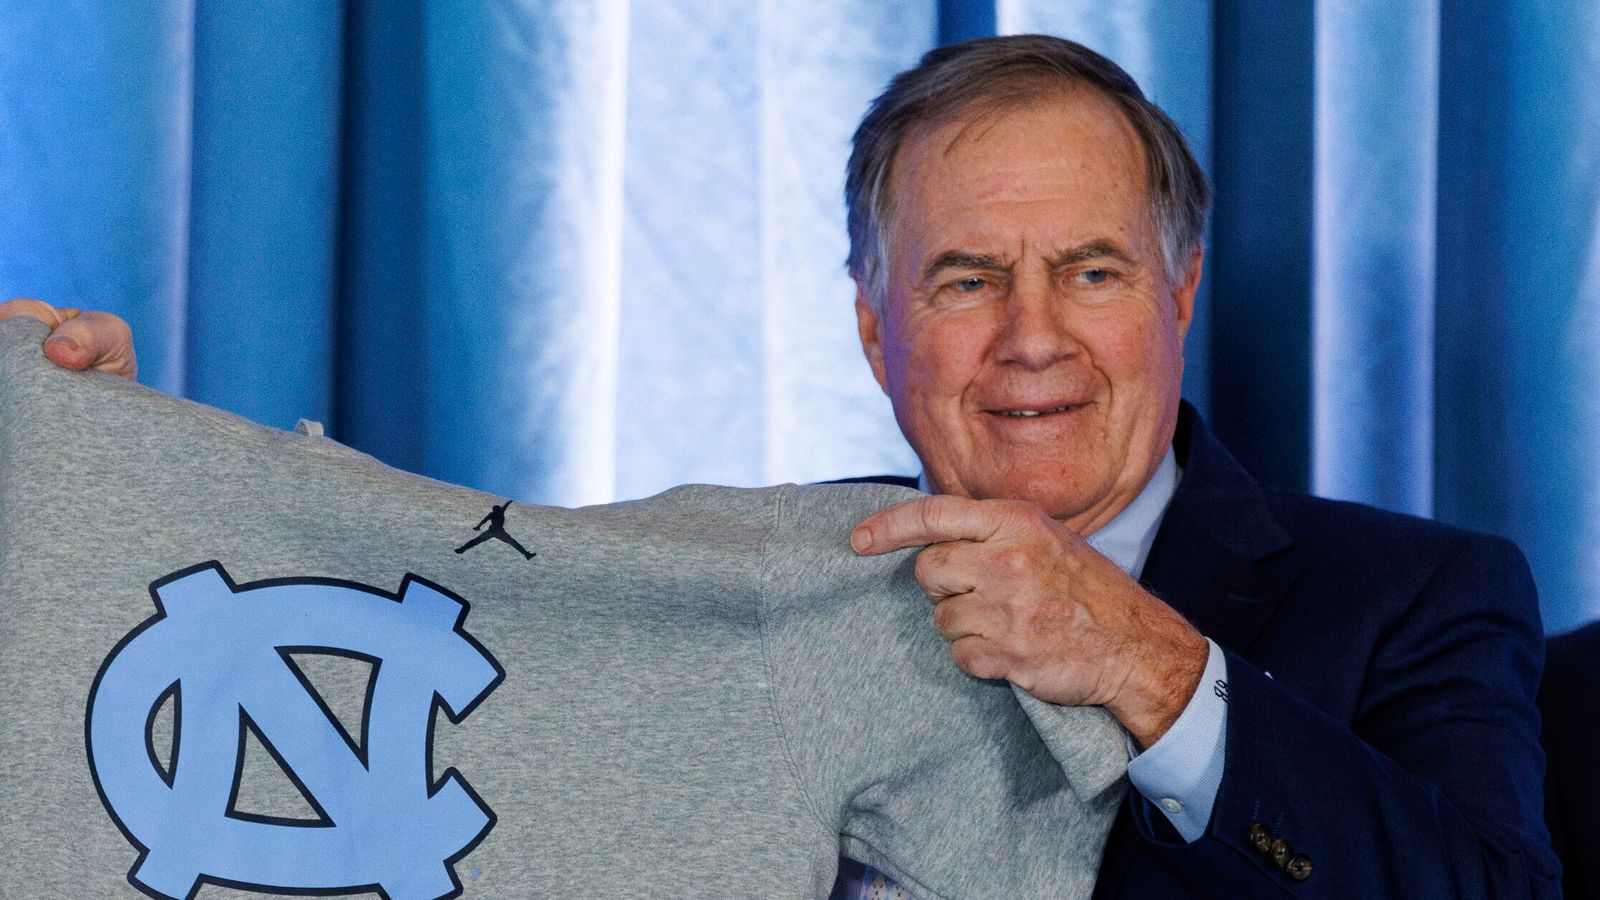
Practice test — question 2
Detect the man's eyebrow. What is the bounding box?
[920,251,1009,284]
[1049,240,1136,269]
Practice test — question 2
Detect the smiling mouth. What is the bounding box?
[989,403,1086,418]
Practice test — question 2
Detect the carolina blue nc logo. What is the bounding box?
[85,562,504,900]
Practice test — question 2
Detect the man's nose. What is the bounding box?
[992,274,1079,370]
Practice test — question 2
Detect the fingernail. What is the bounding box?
[47,335,80,353]
[850,527,870,553]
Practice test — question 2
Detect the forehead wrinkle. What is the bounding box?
[887,93,1158,295]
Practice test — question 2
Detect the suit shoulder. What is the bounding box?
[1264,487,1513,549]
[1258,488,1529,588]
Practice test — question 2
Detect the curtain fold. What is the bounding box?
[1431,0,1600,631]
[185,1,343,428]
[1312,0,1439,515]
[754,1,930,488]
[1208,1,1316,493]
[613,0,928,500]
[416,0,629,507]
[335,0,430,474]
[615,0,769,497]
[2,0,1597,629]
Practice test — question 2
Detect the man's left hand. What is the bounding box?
[852,495,1208,748]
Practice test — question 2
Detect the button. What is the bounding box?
[1159,797,1184,814]
[1286,854,1313,881]
[1268,837,1292,868]
[1248,823,1271,853]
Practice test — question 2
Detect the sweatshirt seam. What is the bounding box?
[755,484,837,839]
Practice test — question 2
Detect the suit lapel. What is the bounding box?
[1095,405,1300,899]
[1140,403,1296,658]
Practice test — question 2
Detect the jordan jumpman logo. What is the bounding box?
[454,501,536,560]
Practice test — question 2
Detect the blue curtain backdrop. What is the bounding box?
[3,1,1597,633]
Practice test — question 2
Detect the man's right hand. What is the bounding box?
[0,298,137,378]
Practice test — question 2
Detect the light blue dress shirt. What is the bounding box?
[841,451,1226,898]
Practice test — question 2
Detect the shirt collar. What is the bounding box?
[915,447,1181,580]
[1085,448,1179,579]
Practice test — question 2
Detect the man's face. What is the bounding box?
[856,92,1199,534]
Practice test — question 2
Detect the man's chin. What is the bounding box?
[968,471,1110,528]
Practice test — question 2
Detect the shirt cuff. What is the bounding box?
[1124,637,1229,843]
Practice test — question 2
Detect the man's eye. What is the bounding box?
[954,276,989,292]
[1076,268,1111,285]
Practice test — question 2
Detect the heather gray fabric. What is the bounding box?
[0,317,1126,899]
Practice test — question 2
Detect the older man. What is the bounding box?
[4,35,1557,899]
[834,36,1554,899]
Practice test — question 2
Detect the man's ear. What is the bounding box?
[855,285,891,395]
[1172,248,1203,343]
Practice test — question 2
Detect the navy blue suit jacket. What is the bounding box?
[1091,403,1557,897]
[1539,621,1600,899]
[843,403,1558,898]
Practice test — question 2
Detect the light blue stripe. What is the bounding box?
[1312,0,1439,516]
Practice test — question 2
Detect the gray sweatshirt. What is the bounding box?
[0,317,1125,899]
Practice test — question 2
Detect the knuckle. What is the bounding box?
[63,312,137,378]
[69,310,127,342]
[993,546,1032,577]
[949,641,973,667]
[950,642,992,677]
[1001,596,1034,631]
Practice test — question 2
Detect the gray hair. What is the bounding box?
[845,34,1211,311]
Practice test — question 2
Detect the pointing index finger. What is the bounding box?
[850,495,1009,555]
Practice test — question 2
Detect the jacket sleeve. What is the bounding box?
[1123,533,1560,898]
